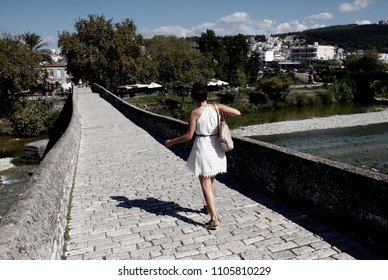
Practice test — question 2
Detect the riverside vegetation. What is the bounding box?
[127,74,369,128]
[0,99,61,166]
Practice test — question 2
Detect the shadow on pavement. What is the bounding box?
[111,196,204,227]
[128,124,385,259]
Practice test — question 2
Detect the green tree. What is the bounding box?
[10,101,46,136]
[346,49,386,72]
[327,79,355,103]
[246,52,261,85]
[144,35,213,91]
[222,34,250,86]
[0,33,41,112]
[196,31,253,86]
[21,31,52,62]
[257,73,292,101]
[196,29,229,79]
[58,15,145,91]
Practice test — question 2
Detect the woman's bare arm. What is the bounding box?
[164,109,199,147]
[218,103,241,117]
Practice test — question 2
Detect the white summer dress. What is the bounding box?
[186,105,227,177]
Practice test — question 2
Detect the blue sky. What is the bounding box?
[0,0,387,49]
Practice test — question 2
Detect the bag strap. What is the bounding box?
[211,103,224,123]
[211,103,220,125]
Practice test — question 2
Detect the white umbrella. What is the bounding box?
[207,79,229,86]
[130,84,149,88]
[216,80,229,86]
[148,82,162,88]
[207,78,218,86]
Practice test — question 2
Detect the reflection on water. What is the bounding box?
[251,123,388,175]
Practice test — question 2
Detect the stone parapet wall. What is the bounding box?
[0,87,81,259]
[228,137,388,255]
[93,84,387,255]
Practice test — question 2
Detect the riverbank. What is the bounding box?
[232,108,388,136]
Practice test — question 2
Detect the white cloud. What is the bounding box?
[275,21,308,34]
[194,22,216,31]
[43,36,56,48]
[142,22,220,38]
[339,0,374,12]
[143,26,195,38]
[141,11,328,38]
[306,12,333,21]
[217,13,277,36]
[220,12,250,24]
[356,20,372,24]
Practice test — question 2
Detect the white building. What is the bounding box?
[290,42,335,62]
[261,50,274,62]
[40,62,71,93]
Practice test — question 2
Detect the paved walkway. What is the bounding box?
[64,89,382,260]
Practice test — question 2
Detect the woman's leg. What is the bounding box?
[199,176,219,227]
[211,177,216,196]
[203,177,216,211]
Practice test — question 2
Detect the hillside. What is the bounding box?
[277,24,388,52]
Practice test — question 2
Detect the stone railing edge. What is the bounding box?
[0,87,81,260]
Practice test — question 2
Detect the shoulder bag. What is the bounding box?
[213,103,234,152]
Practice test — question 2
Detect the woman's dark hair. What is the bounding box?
[191,82,207,102]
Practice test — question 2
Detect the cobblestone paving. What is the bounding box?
[64,89,383,260]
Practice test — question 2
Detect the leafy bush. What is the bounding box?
[286,94,310,108]
[248,91,269,105]
[10,101,60,136]
[218,93,236,104]
[10,102,46,136]
[318,91,335,105]
[45,110,61,134]
[295,94,310,107]
[327,80,355,103]
[257,73,292,102]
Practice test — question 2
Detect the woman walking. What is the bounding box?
[164,83,241,230]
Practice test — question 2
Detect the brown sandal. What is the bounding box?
[204,220,220,230]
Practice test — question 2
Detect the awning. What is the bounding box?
[148,82,162,88]
[129,84,149,88]
[207,79,229,86]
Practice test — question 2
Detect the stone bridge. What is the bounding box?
[0,86,386,260]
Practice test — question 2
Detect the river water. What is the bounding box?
[251,122,388,175]
[0,136,43,217]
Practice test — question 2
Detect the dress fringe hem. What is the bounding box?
[193,171,226,177]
